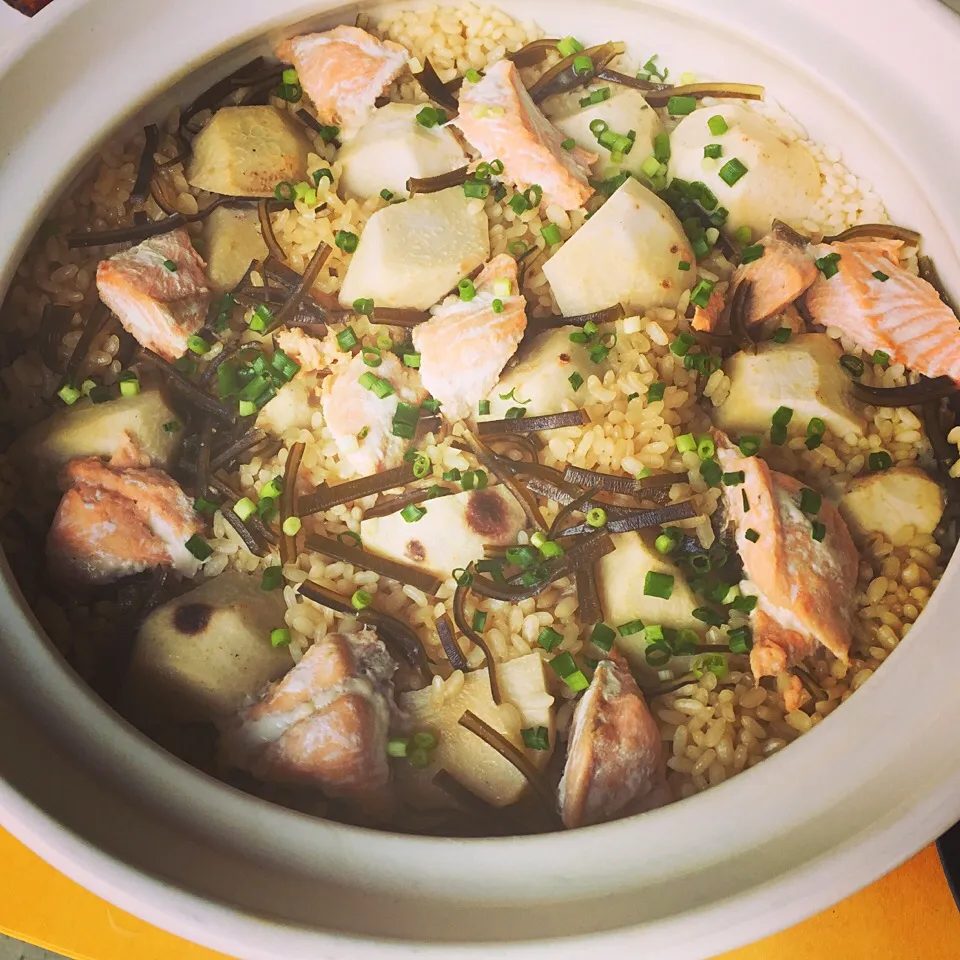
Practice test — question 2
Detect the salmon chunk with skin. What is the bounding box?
[276,26,409,135]
[96,228,211,362]
[222,627,396,805]
[47,457,202,587]
[320,350,427,476]
[715,433,858,686]
[413,254,526,421]
[454,60,595,210]
[805,238,960,383]
[732,227,818,326]
[559,652,662,829]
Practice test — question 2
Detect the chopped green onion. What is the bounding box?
[270,628,291,648]
[678,260,691,272]
[470,609,488,633]
[567,371,584,391]
[645,641,672,667]
[282,516,302,536]
[508,193,529,215]
[589,118,609,137]
[703,143,723,160]
[579,87,612,107]
[401,353,421,369]
[387,737,409,758]
[815,252,842,279]
[274,181,295,202]
[617,619,645,637]
[119,376,140,398]
[868,451,893,472]
[478,399,490,416]
[586,507,607,528]
[806,417,826,450]
[744,528,760,543]
[461,469,488,491]
[646,381,666,402]
[162,259,177,272]
[185,534,213,561]
[590,623,616,652]
[537,626,563,652]
[872,270,889,282]
[464,67,482,83]
[163,420,180,433]
[676,433,697,454]
[541,223,562,245]
[693,607,724,627]
[640,155,663,179]
[693,653,728,680]
[361,345,382,368]
[670,332,697,357]
[358,372,395,399]
[248,303,273,333]
[653,132,671,162]
[458,278,477,301]
[655,529,681,555]
[644,571,674,599]
[707,114,729,135]
[442,468,461,482]
[238,400,256,417]
[732,595,757,614]
[667,95,697,116]
[672,628,699,656]
[696,435,715,460]
[352,297,375,316]
[379,188,394,201]
[335,230,359,253]
[572,54,594,76]
[840,354,865,378]
[317,124,341,143]
[558,35,585,57]
[261,566,284,591]
[464,179,491,199]
[722,470,745,486]
[194,496,219,515]
[772,327,792,343]
[233,497,256,521]
[728,625,753,654]
[336,327,358,351]
[872,349,890,368]
[504,406,526,419]
[521,726,550,751]
[772,406,794,428]
[799,488,822,515]
[400,503,427,523]
[416,105,446,127]
[811,521,827,542]
[700,458,722,487]
[350,589,373,611]
[718,158,748,186]
[741,244,765,265]
[408,747,430,768]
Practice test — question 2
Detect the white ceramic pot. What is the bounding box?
[1,1,960,957]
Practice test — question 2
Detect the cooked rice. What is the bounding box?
[0,2,945,811]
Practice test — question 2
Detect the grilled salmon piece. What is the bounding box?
[276,26,409,135]
[412,254,526,421]
[559,652,662,829]
[96,228,211,362]
[805,238,960,383]
[47,457,202,587]
[320,349,427,476]
[222,627,396,804]
[691,288,725,333]
[732,227,818,326]
[454,59,595,210]
[716,433,858,682]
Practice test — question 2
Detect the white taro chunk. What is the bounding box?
[840,466,945,542]
[542,177,695,316]
[256,371,323,437]
[547,87,663,180]
[338,103,466,201]
[360,487,526,581]
[596,532,702,672]
[186,106,313,198]
[397,653,555,808]
[713,333,865,440]
[338,186,490,311]
[480,325,602,419]
[669,103,821,237]
[203,206,268,292]
[122,570,292,730]
[9,388,180,490]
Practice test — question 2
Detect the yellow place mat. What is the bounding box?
[0,827,956,960]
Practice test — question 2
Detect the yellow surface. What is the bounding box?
[0,827,956,960]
